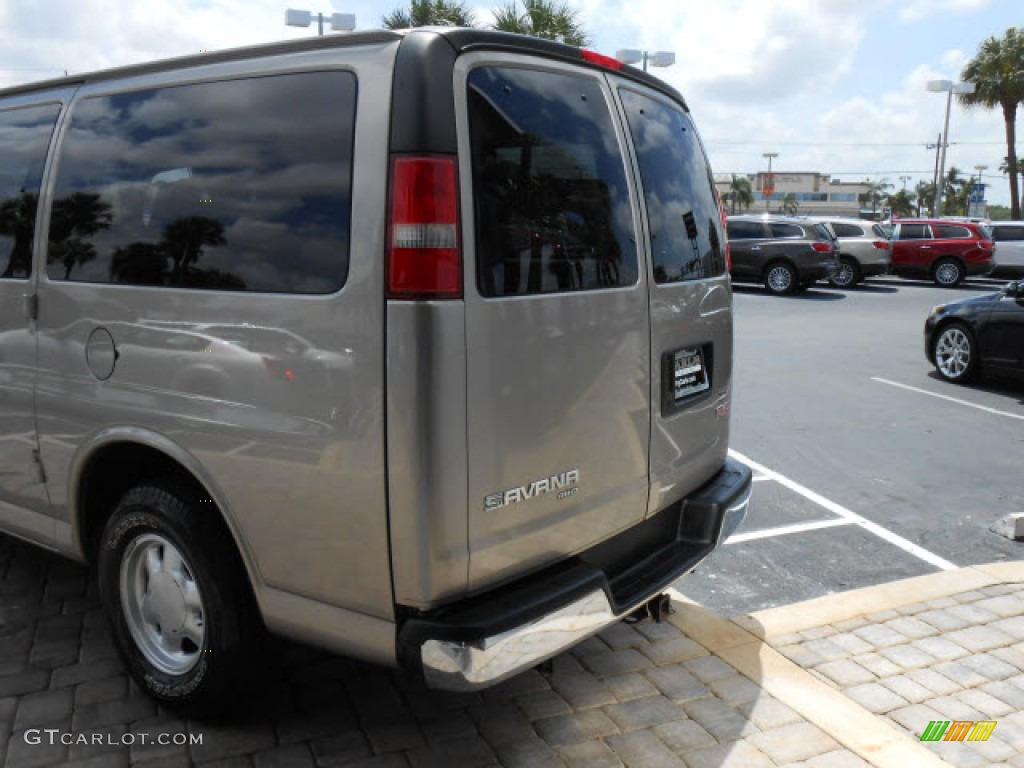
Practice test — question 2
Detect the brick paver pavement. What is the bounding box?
[3,532,1022,767]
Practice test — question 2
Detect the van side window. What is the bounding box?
[47,72,355,293]
[0,104,60,279]
[618,89,726,284]
[468,67,638,297]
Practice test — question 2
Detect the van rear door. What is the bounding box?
[460,59,650,590]
[611,82,733,517]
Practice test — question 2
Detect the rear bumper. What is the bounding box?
[398,457,752,691]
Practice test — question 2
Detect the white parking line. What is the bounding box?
[727,518,855,544]
[872,377,1024,421]
[729,449,957,571]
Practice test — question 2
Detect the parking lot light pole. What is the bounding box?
[285,8,356,35]
[762,152,778,212]
[614,49,676,72]
[927,79,975,216]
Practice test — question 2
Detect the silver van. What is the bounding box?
[0,28,750,715]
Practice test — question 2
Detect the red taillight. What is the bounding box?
[581,49,624,71]
[872,240,889,250]
[811,242,833,253]
[387,155,461,299]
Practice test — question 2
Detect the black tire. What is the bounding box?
[828,258,861,288]
[763,262,797,295]
[932,258,964,288]
[97,483,259,718]
[931,322,978,383]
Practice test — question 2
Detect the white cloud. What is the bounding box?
[899,0,993,22]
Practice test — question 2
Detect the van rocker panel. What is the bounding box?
[398,457,752,690]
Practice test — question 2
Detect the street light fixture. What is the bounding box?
[285,8,356,35]
[614,49,676,72]
[899,175,911,191]
[926,79,975,216]
[762,152,778,212]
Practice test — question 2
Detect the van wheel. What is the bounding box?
[97,484,257,718]
[764,262,797,294]
[829,258,861,288]
[932,258,964,288]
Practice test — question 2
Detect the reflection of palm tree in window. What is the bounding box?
[162,216,226,282]
[110,216,239,289]
[48,192,113,280]
[0,191,37,278]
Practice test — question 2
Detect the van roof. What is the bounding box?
[0,27,685,108]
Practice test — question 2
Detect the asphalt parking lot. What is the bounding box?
[680,275,1024,616]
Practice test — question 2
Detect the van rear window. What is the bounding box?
[0,104,60,280]
[618,89,726,284]
[468,66,638,297]
[47,71,355,293]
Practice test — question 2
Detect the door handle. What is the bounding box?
[750,246,762,251]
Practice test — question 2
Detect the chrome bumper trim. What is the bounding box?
[421,589,615,691]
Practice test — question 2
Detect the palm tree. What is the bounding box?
[914,180,936,217]
[491,0,589,46]
[382,0,475,29]
[942,166,970,215]
[858,178,892,216]
[886,189,916,218]
[781,193,799,215]
[727,175,753,214]
[959,26,1024,219]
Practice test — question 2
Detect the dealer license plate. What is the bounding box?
[673,347,709,402]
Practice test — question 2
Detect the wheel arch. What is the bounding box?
[71,429,258,595]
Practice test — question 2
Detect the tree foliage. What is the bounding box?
[383,0,590,45]
[959,26,1024,219]
[382,0,475,29]
[727,175,754,214]
[491,0,589,46]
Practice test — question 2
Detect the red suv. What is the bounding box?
[889,219,994,287]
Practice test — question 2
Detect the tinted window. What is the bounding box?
[0,104,60,279]
[993,225,1024,241]
[934,224,971,239]
[831,223,864,238]
[769,223,803,238]
[618,89,725,284]
[48,72,355,292]
[726,221,764,240]
[871,224,887,238]
[468,67,637,297]
[897,224,930,240]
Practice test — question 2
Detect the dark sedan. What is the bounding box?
[925,281,1024,383]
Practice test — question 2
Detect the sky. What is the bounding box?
[1,0,1020,207]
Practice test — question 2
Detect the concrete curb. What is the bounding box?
[667,561,1024,768]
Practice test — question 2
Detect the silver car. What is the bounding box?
[0,29,751,716]
[802,216,891,288]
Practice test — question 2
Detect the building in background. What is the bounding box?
[715,173,877,218]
